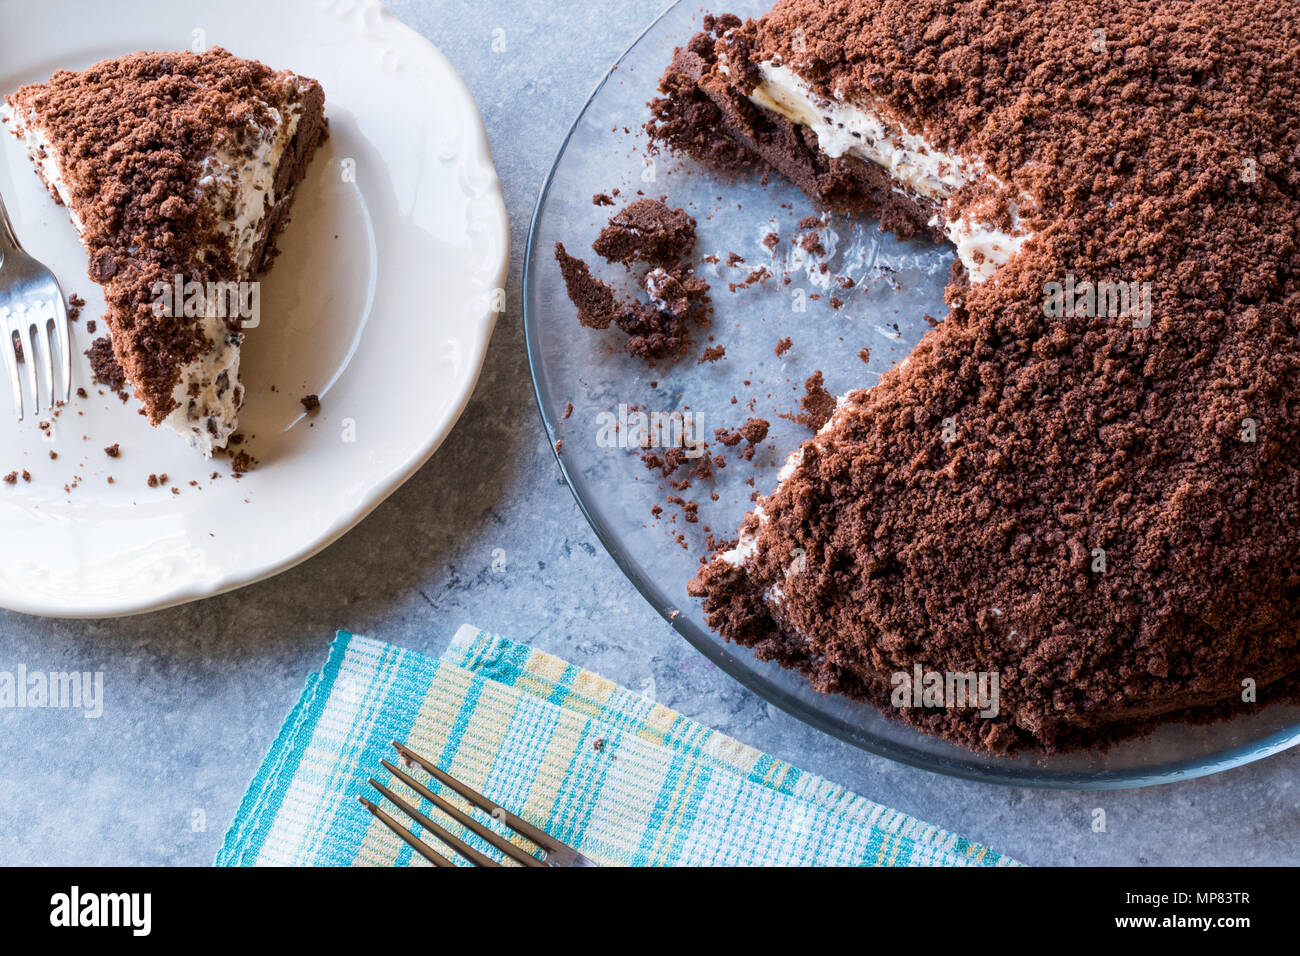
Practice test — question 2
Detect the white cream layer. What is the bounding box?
[3,98,302,456]
[172,106,302,456]
[198,107,300,274]
[747,62,1033,282]
[3,105,86,236]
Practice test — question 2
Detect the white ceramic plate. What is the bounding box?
[0,0,508,617]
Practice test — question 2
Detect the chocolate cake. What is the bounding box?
[644,2,1300,752]
[2,49,327,456]
[592,197,697,266]
[556,197,711,361]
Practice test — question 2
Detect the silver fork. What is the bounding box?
[0,190,72,419]
[359,741,599,867]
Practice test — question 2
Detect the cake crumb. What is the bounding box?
[555,241,707,362]
[784,371,835,431]
[592,197,696,266]
[86,337,125,392]
[715,418,770,460]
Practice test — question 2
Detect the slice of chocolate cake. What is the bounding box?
[2,48,327,455]
[653,2,1300,752]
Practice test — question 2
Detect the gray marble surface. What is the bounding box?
[1,0,1296,867]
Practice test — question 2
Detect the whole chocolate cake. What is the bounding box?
[643,1,1300,752]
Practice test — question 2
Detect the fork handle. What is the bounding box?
[0,191,23,259]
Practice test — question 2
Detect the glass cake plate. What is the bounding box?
[522,0,1300,788]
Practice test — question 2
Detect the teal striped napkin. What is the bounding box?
[217,626,1016,866]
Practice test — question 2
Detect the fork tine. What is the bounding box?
[52,297,70,404]
[21,308,39,415]
[368,778,501,867]
[358,796,456,868]
[38,309,54,411]
[393,741,566,858]
[0,310,22,419]
[380,759,544,867]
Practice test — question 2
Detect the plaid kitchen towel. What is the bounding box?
[217,626,1018,866]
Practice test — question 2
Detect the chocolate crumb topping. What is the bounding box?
[789,371,834,431]
[667,0,1300,752]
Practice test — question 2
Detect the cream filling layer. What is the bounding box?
[171,106,302,456]
[747,62,1033,282]
[3,105,85,234]
[198,107,300,274]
